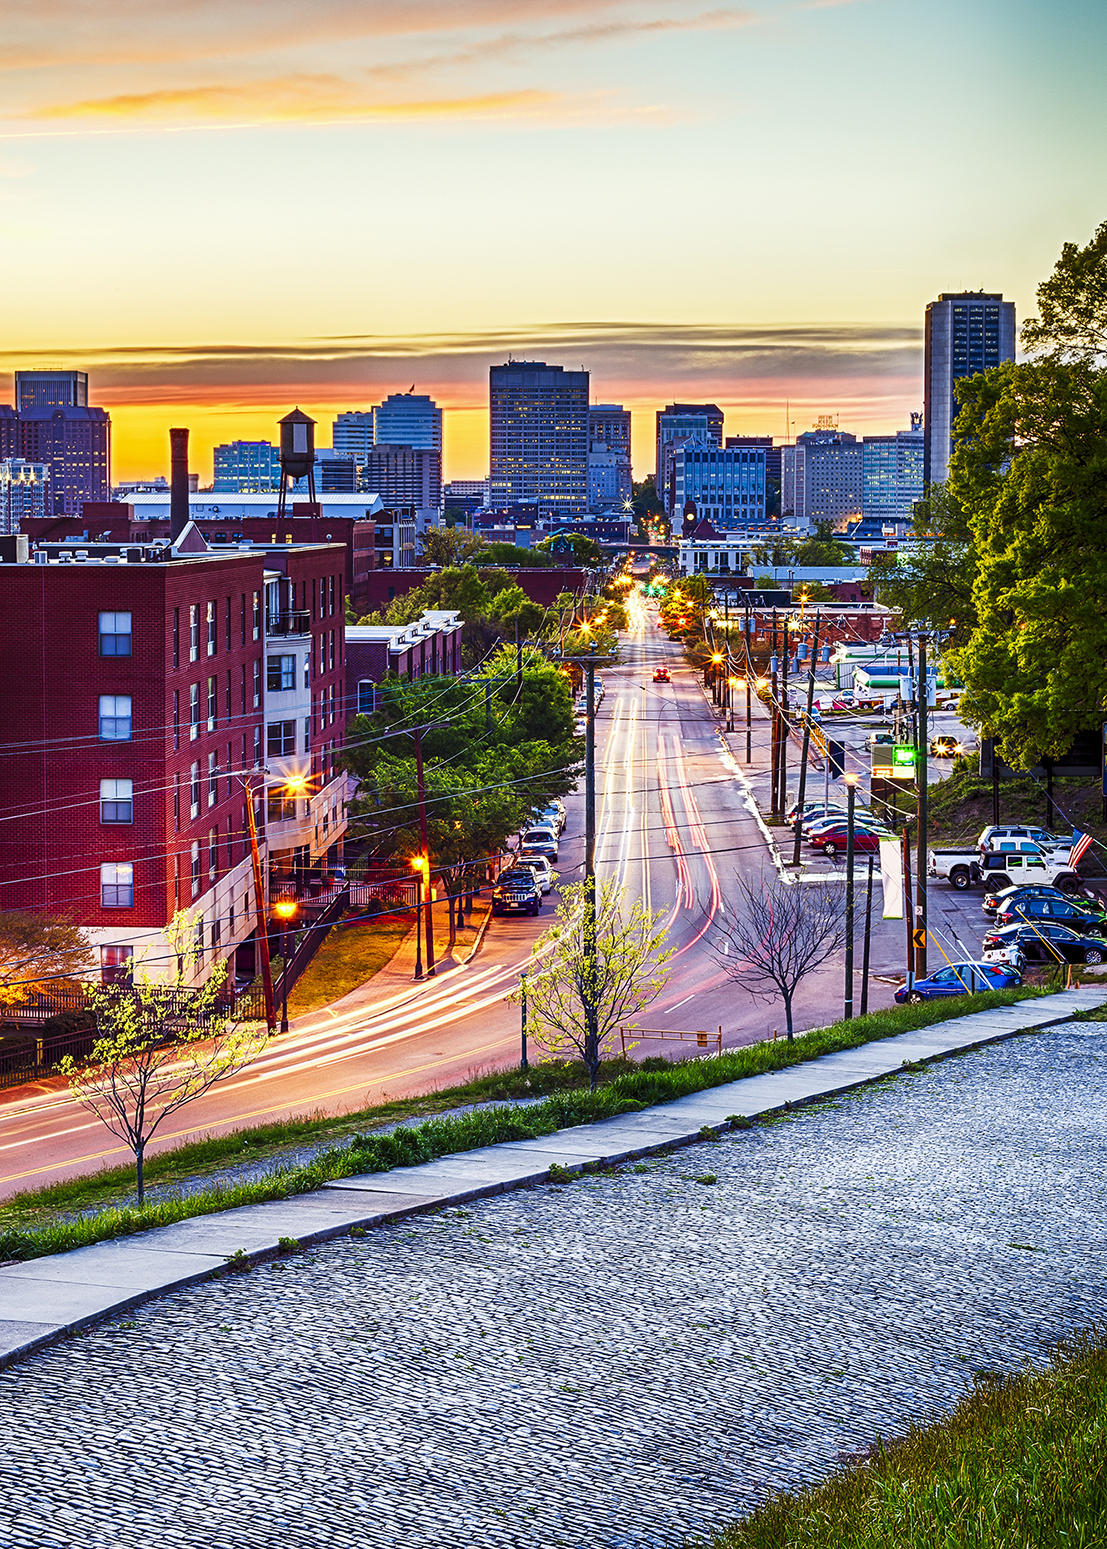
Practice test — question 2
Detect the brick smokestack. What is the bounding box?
[169,427,190,541]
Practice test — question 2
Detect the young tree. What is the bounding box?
[59,923,265,1202]
[868,483,979,646]
[0,912,92,1006]
[712,875,847,1041]
[519,879,673,1089]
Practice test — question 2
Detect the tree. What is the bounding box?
[868,483,979,646]
[1021,220,1107,363]
[419,527,484,567]
[59,922,265,1202]
[0,912,92,1006]
[534,532,604,567]
[519,879,673,1089]
[794,521,856,566]
[488,584,547,638]
[712,875,846,1041]
[945,357,1107,767]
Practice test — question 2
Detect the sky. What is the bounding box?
[1,0,1104,483]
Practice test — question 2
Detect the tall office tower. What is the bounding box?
[670,439,767,529]
[374,392,442,452]
[587,404,632,510]
[781,428,863,530]
[18,406,110,515]
[0,459,49,532]
[359,444,442,512]
[656,404,723,515]
[726,435,781,515]
[489,362,589,518]
[15,370,88,411]
[332,411,375,461]
[924,292,1016,485]
[212,440,281,493]
[862,415,924,524]
[0,405,18,461]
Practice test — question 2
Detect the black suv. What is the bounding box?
[491,869,542,917]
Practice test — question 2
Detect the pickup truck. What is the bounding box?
[928,846,1080,894]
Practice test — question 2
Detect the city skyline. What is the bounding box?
[1,0,1103,480]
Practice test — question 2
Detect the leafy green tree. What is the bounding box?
[59,920,265,1202]
[1021,220,1107,363]
[794,521,856,566]
[868,484,979,646]
[518,879,673,1089]
[945,356,1107,767]
[488,585,547,638]
[418,527,485,567]
[535,532,604,567]
[0,912,91,1006]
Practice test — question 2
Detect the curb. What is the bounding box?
[1,988,1103,1372]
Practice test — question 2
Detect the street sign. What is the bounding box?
[912,928,926,950]
[892,745,916,767]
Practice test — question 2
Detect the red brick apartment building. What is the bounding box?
[0,530,350,985]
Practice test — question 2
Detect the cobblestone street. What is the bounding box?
[3,1024,1105,1549]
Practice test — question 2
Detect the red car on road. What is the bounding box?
[808,824,881,858]
[652,667,671,683]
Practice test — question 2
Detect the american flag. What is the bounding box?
[1069,830,1094,867]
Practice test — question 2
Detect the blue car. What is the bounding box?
[894,961,1021,1004]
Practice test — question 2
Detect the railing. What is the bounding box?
[265,609,311,637]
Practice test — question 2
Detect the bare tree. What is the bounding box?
[59,918,265,1202]
[713,875,846,1041]
[518,879,674,1089]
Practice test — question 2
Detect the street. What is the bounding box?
[0,590,990,1199]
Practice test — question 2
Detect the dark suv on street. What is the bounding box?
[491,869,542,917]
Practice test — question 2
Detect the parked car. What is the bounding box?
[788,800,848,827]
[929,734,962,757]
[652,667,671,683]
[894,961,1021,1004]
[866,731,895,749]
[976,825,1071,856]
[981,922,1107,967]
[491,869,542,917]
[801,809,860,837]
[808,824,883,857]
[517,854,554,893]
[929,846,1080,895]
[805,813,877,841]
[537,801,565,834]
[982,882,1072,916]
[992,894,1107,933]
[520,825,559,860]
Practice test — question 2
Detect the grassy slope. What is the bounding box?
[285,911,414,1018]
[0,987,1054,1261]
[702,1326,1107,1549]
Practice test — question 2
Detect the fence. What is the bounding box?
[619,1026,723,1056]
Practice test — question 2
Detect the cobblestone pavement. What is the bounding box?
[3,1024,1105,1549]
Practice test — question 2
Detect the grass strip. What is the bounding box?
[285,911,413,1018]
[699,1323,1107,1549]
[0,985,1055,1264]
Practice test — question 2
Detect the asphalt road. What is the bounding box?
[0,591,997,1199]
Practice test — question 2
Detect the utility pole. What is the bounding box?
[520,970,529,1071]
[770,609,780,819]
[844,774,857,1019]
[413,727,436,979]
[791,609,821,866]
[778,623,790,817]
[860,855,874,1016]
[242,776,275,1032]
[915,634,929,978]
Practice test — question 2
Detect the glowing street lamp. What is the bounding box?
[272,897,298,1034]
[411,854,430,980]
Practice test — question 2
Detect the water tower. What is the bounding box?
[277,408,316,517]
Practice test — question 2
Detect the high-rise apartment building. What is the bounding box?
[374,392,442,452]
[726,436,781,515]
[587,405,632,511]
[213,440,281,494]
[862,416,924,524]
[0,405,19,461]
[924,292,1016,485]
[489,362,589,518]
[18,406,111,515]
[656,404,724,515]
[332,411,375,462]
[0,459,49,532]
[14,370,88,411]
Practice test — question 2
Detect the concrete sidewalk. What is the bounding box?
[1,986,1103,1371]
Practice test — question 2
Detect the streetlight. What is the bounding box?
[727,675,739,734]
[844,772,858,1021]
[272,897,298,1034]
[411,854,430,981]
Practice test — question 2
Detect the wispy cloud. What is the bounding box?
[0,321,923,408]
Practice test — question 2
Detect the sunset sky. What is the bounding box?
[1,0,1104,482]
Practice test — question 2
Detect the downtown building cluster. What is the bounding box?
[0,370,111,532]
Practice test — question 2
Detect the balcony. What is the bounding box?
[266,610,311,638]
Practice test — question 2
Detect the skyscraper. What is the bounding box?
[862,416,924,524]
[359,444,442,512]
[655,404,724,515]
[332,411,375,462]
[924,292,1016,485]
[489,362,589,518]
[587,404,632,511]
[0,459,49,533]
[213,440,281,493]
[781,429,862,529]
[15,370,88,412]
[374,392,442,452]
[18,406,110,515]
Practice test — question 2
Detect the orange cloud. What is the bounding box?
[34,76,574,125]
